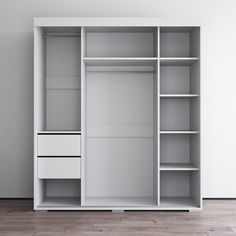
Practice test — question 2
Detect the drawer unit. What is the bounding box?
[38,158,81,179]
[37,134,80,156]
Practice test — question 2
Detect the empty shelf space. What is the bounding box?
[160,131,199,134]
[160,197,199,208]
[160,97,199,131]
[83,57,158,66]
[160,133,200,169]
[84,197,156,207]
[38,197,81,208]
[160,171,201,208]
[160,27,200,58]
[160,65,200,95]
[160,57,199,66]
[46,76,81,90]
[160,163,199,171]
[160,94,199,98]
[85,28,157,58]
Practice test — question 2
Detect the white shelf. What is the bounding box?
[160,57,199,66]
[87,136,154,139]
[160,163,199,171]
[38,197,81,208]
[160,131,199,134]
[84,197,156,207]
[37,131,81,134]
[83,57,158,66]
[160,94,199,98]
[160,197,199,208]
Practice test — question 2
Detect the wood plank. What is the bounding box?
[0,200,235,235]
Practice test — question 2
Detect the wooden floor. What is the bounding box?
[0,200,236,236]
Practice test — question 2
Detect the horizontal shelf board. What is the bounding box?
[43,34,81,38]
[86,27,156,33]
[37,156,81,158]
[160,27,198,33]
[35,205,201,211]
[160,57,199,66]
[160,131,199,134]
[86,65,155,72]
[84,197,156,207]
[87,136,154,139]
[160,94,199,98]
[83,57,158,66]
[47,88,81,90]
[38,197,81,207]
[37,131,81,134]
[160,163,199,171]
[160,197,199,208]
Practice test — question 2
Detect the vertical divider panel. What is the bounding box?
[34,26,45,209]
[156,27,160,206]
[153,27,158,205]
[81,27,86,205]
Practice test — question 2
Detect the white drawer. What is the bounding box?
[38,158,81,179]
[37,134,80,156]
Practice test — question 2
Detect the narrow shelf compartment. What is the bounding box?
[160,171,201,208]
[45,32,81,131]
[160,163,199,171]
[160,94,199,98]
[160,97,199,131]
[160,133,200,171]
[160,64,200,95]
[160,57,199,66]
[84,197,156,207]
[83,57,158,66]
[39,197,81,208]
[160,27,200,58]
[160,197,199,208]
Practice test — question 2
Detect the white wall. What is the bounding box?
[0,0,235,197]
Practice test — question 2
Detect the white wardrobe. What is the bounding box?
[34,17,201,211]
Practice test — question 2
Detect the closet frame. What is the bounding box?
[34,17,201,211]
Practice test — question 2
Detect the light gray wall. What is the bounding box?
[0,0,236,197]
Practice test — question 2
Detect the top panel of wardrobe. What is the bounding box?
[34,17,201,27]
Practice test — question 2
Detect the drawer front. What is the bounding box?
[38,158,81,179]
[37,135,80,156]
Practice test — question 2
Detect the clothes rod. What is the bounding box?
[43,34,81,38]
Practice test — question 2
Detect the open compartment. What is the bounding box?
[85,27,157,58]
[160,97,199,131]
[43,27,81,131]
[85,138,155,206]
[86,68,154,137]
[83,62,158,206]
[160,171,200,208]
[37,179,81,208]
[160,27,200,58]
[160,61,200,95]
[160,133,200,170]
